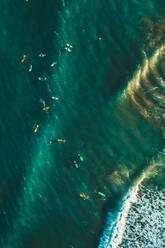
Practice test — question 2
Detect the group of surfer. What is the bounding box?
[65,43,73,52]
[21,44,106,202]
[21,52,60,135]
[32,95,58,134]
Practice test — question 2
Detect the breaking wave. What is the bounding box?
[99,150,165,248]
[99,44,165,247]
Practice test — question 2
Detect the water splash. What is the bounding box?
[99,153,165,248]
[118,186,165,247]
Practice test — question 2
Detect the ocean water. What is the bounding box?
[0,0,165,247]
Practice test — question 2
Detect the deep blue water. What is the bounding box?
[0,0,165,247]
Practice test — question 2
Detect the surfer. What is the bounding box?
[98,192,106,199]
[33,124,39,133]
[38,76,47,81]
[38,53,46,58]
[50,61,57,67]
[28,65,32,72]
[73,160,79,168]
[51,96,59,100]
[21,55,26,63]
[80,194,88,199]
[42,106,50,111]
[65,47,71,52]
[66,43,73,48]
[57,139,66,143]
[78,153,84,162]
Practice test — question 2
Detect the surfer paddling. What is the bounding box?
[80,194,88,200]
[57,139,66,143]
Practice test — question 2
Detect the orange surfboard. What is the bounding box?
[80,194,88,199]
[57,139,66,143]
[21,55,26,63]
[42,106,50,111]
[34,125,39,133]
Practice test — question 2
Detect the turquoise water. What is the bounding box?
[0,0,165,247]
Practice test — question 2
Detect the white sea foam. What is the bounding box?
[99,160,165,248]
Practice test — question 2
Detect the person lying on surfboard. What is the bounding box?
[80,194,88,199]
[57,139,66,143]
